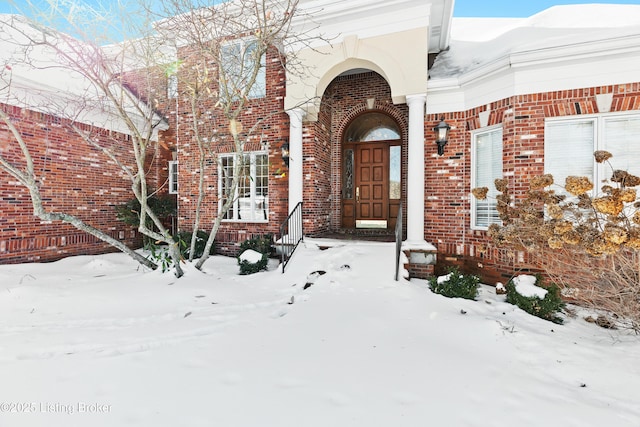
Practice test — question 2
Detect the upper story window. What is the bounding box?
[168,161,178,194]
[219,151,268,222]
[471,125,503,229]
[545,113,640,196]
[220,38,266,100]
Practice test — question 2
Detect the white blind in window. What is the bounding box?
[474,128,503,228]
[545,120,594,194]
[604,116,640,178]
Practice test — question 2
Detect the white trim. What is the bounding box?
[427,33,640,114]
[168,160,178,194]
[286,108,305,214]
[219,37,266,100]
[470,124,503,231]
[218,151,269,223]
[545,111,640,196]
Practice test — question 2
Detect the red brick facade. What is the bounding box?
[4,41,640,284]
[168,45,290,256]
[306,72,409,236]
[0,104,142,263]
[426,83,640,283]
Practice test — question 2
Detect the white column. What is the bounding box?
[406,94,427,244]
[286,108,304,213]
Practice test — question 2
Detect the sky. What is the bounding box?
[454,0,640,17]
[2,1,640,18]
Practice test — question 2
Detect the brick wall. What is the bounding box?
[304,71,409,235]
[169,45,290,254]
[0,104,143,263]
[426,83,640,283]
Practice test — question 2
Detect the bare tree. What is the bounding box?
[152,0,321,269]
[0,4,183,274]
[1,0,324,274]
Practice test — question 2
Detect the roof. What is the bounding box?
[429,4,640,80]
[0,14,168,137]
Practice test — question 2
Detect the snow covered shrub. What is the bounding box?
[428,267,479,300]
[239,234,273,256]
[238,249,268,275]
[472,151,640,331]
[237,235,272,275]
[505,275,565,324]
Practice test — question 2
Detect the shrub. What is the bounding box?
[471,151,640,331]
[115,195,176,244]
[239,234,273,256]
[174,230,215,259]
[238,253,268,275]
[144,240,175,273]
[115,195,176,228]
[237,235,273,275]
[505,275,565,324]
[428,267,479,300]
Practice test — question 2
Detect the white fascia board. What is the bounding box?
[428,71,517,114]
[428,34,640,114]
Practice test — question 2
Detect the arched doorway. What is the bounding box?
[341,112,402,230]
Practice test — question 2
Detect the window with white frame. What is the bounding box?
[545,113,640,195]
[220,38,266,100]
[472,126,503,229]
[168,161,178,194]
[219,152,268,221]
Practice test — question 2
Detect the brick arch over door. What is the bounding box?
[333,98,409,231]
[304,71,410,234]
[337,106,408,230]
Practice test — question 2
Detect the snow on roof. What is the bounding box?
[0,14,167,136]
[430,4,640,80]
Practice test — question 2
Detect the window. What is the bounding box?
[168,161,178,194]
[545,113,640,195]
[167,74,178,99]
[220,38,266,100]
[472,126,503,229]
[344,113,401,142]
[219,152,268,221]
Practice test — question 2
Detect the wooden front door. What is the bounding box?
[342,143,389,229]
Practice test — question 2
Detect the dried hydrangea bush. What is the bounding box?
[473,151,640,331]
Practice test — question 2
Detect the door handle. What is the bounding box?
[356,187,359,202]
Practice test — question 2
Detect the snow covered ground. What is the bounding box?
[0,239,639,427]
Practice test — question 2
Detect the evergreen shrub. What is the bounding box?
[238,234,273,275]
[428,267,479,300]
[505,275,565,324]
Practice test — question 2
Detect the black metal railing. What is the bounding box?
[279,202,303,273]
[394,201,403,281]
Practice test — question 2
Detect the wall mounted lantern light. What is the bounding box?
[281,142,290,167]
[433,118,451,156]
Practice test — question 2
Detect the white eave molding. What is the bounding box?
[427,32,640,114]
